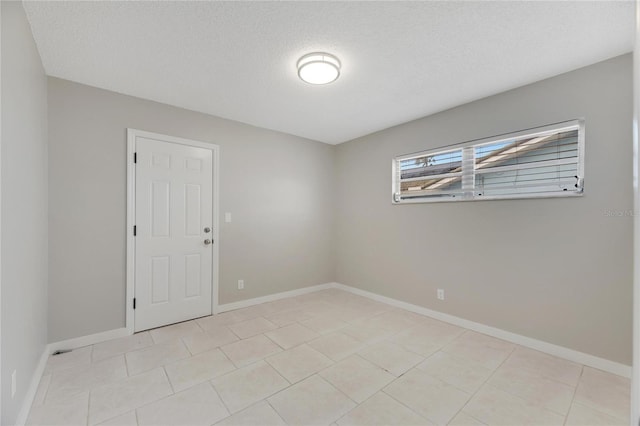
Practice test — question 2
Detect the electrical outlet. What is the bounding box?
[437,289,445,301]
[238,279,244,290]
[225,212,232,223]
[11,370,16,398]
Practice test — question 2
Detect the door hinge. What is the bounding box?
[133,225,137,236]
[133,298,136,310]
[134,152,137,163]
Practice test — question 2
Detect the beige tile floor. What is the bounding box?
[27,289,630,426]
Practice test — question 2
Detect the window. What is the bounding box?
[392,119,584,203]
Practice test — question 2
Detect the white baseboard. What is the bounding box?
[14,346,49,426]
[332,282,632,378]
[216,282,335,313]
[15,327,130,425]
[48,327,130,353]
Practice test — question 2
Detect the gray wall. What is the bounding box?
[47,78,335,342]
[1,1,49,424]
[335,54,633,365]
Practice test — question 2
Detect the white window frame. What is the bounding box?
[392,119,585,204]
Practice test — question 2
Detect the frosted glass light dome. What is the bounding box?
[297,52,341,85]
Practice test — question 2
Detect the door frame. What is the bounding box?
[126,129,220,334]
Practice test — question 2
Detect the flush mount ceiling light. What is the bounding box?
[297,52,341,85]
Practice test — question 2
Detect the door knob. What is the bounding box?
[204,239,212,245]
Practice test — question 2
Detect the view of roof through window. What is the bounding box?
[394,123,582,202]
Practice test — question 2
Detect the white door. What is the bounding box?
[134,135,214,332]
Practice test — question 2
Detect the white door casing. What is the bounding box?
[126,129,219,333]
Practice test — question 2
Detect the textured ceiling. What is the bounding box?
[23,1,634,144]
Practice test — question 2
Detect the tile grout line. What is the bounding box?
[207,380,232,419]
[268,373,359,425]
[262,358,295,386]
[313,361,358,402]
[562,365,584,426]
[262,331,287,351]
[215,345,237,373]
[566,367,629,424]
[161,365,177,395]
[193,317,207,333]
[389,330,494,424]
[180,335,197,357]
[473,344,590,421]
[85,387,91,426]
[312,374,361,422]
[380,385,437,423]
[264,399,287,425]
[85,361,189,425]
[329,361,431,425]
[445,341,517,424]
[355,317,457,422]
[109,376,196,424]
[114,368,200,421]
[123,351,132,377]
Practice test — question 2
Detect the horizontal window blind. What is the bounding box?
[393,120,584,203]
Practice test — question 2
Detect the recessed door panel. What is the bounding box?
[185,157,202,172]
[185,254,201,298]
[151,257,170,304]
[151,181,170,237]
[152,153,171,169]
[184,184,201,237]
